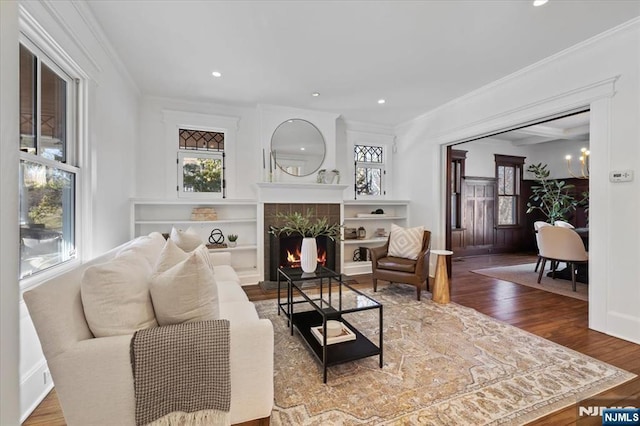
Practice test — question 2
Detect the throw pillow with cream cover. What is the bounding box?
[154,239,213,274]
[170,226,203,252]
[388,223,425,260]
[117,232,166,267]
[150,248,219,326]
[81,251,157,337]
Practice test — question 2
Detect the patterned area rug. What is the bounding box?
[471,263,588,301]
[255,285,633,425]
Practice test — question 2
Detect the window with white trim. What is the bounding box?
[19,43,78,279]
[177,128,225,198]
[354,144,385,197]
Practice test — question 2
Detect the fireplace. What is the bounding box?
[263,203,341,282]
[269,234,336,280]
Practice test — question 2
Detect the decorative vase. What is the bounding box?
[228,241,237,248]
[300,237,318,273]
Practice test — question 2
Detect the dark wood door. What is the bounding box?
[457,177,495,257]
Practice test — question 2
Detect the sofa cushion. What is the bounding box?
[388,224,424,260]
[81,251,158,338]
[218,301,259,324]
[377,256,417,273]
[217,280,249,303]
[170,226,203,252]
[150,248,219,326]
[214,265,240,284]
[117,232,166,267]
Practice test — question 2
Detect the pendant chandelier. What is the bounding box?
[565,147,590,179]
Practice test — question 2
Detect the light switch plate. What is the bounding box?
[609,170,634,182]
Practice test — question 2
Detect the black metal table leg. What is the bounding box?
[379,305,384,368]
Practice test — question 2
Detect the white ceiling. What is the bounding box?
[491,111,591,146]
[86,1,640,126]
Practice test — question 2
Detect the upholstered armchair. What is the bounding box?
[370,230,432,300]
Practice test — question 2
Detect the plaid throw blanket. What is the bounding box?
[130,320,231,426]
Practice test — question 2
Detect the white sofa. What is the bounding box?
[24,234,274,426]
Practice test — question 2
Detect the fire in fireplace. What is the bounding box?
[269,234,335,280]
[280,235,328,269]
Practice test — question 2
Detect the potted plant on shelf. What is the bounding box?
[270,209,342,273]
[227,234,238,248]
[526,163,579,224]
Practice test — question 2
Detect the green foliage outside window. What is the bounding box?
[182,158,222,193]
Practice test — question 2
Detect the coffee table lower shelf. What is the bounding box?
[291,310,381,380]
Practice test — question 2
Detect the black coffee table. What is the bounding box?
[277,265,383,383]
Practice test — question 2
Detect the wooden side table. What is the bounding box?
[431,249,454,304]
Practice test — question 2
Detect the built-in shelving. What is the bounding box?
[343,238,387,245]
[341,200,409,276]
[131,199,260,285]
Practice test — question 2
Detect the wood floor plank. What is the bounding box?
[23,253,639,425]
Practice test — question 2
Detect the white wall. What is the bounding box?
[14,1,140,420]
[395,19,640,344]
[524,139,591,180]
[135,99,390,200]
[461,138,529,177]
[461,137,590,180]
[137,97,260,199]
[1,1,21,424]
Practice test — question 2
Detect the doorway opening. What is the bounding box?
[444,109,590,296]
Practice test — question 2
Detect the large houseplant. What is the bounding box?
[526,163,579,224]
[270,210,342,273]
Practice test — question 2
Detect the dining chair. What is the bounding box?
[533,221,552,272]
[537,226,588,291]
[554,220,575,229]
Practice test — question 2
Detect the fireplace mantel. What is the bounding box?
[254,182,349,203]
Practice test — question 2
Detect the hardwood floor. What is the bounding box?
[24,254,639,425]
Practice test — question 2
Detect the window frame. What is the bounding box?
[494,154,525,228]
[163,110,239,200]
[18,38,82,285]
[177,149,225,199]
[450,149,467,229]
[354,143,386,199]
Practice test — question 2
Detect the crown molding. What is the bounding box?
[343,119,395,136]
[69,0,140,95]
[161,108,241,132]
[431,76,618,146]
[257,103,341,121]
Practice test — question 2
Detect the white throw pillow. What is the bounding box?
[170,226,203,252]
[154,239,213,275]
[387,223,425,260]
[150,248,219,326]
[81,251,157,337]
[117,232,166,267]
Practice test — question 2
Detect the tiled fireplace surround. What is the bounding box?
[263,203,342,281]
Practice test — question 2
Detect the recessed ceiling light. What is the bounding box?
[311,92,320,97]
[533,0,548,6]
[211,71,222,78]
[300,147,306,151]
[378,99,386,104]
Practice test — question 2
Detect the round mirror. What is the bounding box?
[270,119,326,177]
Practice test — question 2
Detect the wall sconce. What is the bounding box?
[565,147,590,179]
